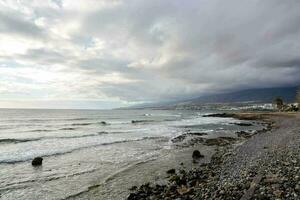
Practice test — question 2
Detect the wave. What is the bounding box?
[0,138,40,144]
[30,129,54,132]
[70,121,108,126]
[66,118,91,121]
[71,123,93,126]
[0,136,164,164]
[59,127,77,131]
[0,132,111,145]
[131,120,155,124]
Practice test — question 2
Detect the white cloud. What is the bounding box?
[0,0,300,108]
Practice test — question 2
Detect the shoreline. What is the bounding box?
[127,112,299,200]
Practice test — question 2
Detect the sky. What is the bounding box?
[0,0,300,109]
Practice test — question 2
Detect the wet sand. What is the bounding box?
[67,144,216,200]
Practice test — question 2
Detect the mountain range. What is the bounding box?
[133,86,299,109]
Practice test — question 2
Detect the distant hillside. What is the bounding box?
[184,86,299,104]
[129,86,299,109]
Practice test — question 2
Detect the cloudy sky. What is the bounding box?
[0,0,300,109]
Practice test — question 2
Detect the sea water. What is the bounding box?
[0,109,260,199]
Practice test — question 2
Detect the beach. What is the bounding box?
[126,112,300,200]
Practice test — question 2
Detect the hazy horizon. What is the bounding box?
[1,0,300,109]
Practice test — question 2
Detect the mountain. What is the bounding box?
[185,86,299,104]
[130,86,299,109]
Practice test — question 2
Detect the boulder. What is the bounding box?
[32,157,43,166]
[192,150,204,159]
[167,169,176,174]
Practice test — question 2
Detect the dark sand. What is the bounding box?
[215,112,300,199]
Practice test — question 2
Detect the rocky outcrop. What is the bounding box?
[171,132,207,143]
[236,131,252,138]
[202,113,235,118]
[203,137,237,146]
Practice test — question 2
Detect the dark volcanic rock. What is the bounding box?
[32,157,43,166]
[171,132,207,144]
[204,137,237,146]
[188,132,207,136]
[236,131,252,138]
[171,134,187,143]
[202,113,235,118]
[167,169,176,174]
[192,150,204,159]
[202,113,263,120]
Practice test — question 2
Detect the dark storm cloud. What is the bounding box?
[73,0,300,102]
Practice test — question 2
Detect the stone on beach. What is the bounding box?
[167,169,176,174]
[192,150,204,159]
[32,157,43,166]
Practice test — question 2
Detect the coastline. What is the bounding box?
[126,112,300,200]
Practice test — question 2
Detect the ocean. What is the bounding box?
[0,109,262,199]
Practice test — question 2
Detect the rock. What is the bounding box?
[32,157,43,166]
[188,179,197,187]
[177,186,191,195]
[188,132,208,136]
[202,113,235,118]
[127,193,137,200]
[167,169,176,174]
[236,131,252,138]
[263,174,281,184]
[192,150,204,159]
[273,190,283,197]
[171,135,187,143]
[129,186,138,191]
[131,120,140,123]
[169,175,180,183]
[99,121,107,125]
[204,137,236,146]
